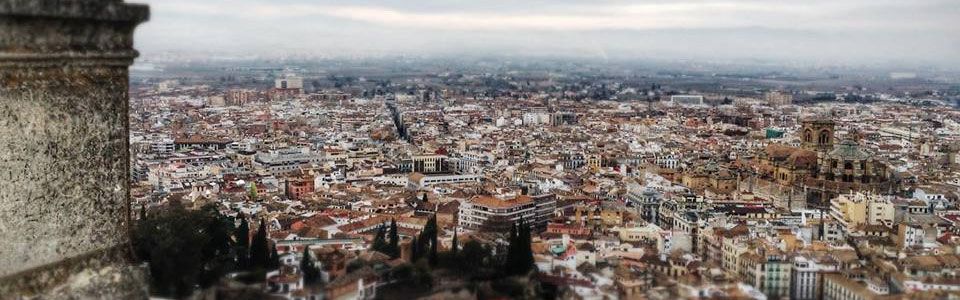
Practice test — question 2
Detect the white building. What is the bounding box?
[275,75,304,90]
[791,255,838,300]
[829,192,895,232]
[151,138,175,154]
[671,95,704,106]
[459,194,556,231]
[522,112,551,126]
[254,147,322,176]
[406,173,481,190]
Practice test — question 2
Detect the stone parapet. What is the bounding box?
[0,0,148,297]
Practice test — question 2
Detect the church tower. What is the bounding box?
[801,118,836,152]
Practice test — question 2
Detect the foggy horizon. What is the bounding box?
[132,0,960,69]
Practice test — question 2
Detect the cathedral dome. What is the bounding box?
[827,139,870,161]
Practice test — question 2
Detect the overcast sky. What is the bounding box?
[132,0,960,67]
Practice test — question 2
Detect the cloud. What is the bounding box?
[145,0,955,31]
[131,0,960,66]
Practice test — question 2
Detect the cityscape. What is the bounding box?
[124,56,960,299]
[2,1,960,300]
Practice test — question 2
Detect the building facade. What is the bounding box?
[459,193,556,232]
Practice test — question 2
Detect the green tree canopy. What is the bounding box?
[132,204,237,298]
[248,183,258,201]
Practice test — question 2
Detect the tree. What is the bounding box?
[200,205,237,286]
[301,249,320,283]
[518,219,535,274]
[418,215,439,267]
[460,240,489,276]
[505,222,519,274]
[268,244,280,270]
[413,215,439,264]
[388,219,400,258]
[410,235,420,262]
[413,262,434,289]
[371,224,388,253]
[429,229,438,267]
[504,219,534,276]
[139,204,147,221]
[391,263,414,283]
[131,204,237,298]
[235,213,250,269]
[438,229,460,270]
[250,218,269,270]
[421,216,437,241]
[391,263,433,291]
[451,230,459,258]
[346,259,368,273]
[248,183,258,201]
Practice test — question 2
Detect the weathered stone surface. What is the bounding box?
[0,245,148,299]
[45,263,150,300]
[0,0,148,22]
[0,0,148,297]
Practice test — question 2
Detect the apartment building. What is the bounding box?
[459,193,556,232]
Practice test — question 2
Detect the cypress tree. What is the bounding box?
[372,225,387,253]
[428,227,438,267]
[417,216,436,263]
[139,204,147,221]
[418,215,439,266]
[451,230,459,257]
[268,243,280,270]
[301,249,319,283]
[506,222,518,274]
[426,216,438,239]
[250,218,269,269]
[235,213,250,269]
[519,219,534,274]
[388,219,400,258]
[410,235,420,262]
[505,219,535,276]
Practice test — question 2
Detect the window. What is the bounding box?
[819,130,831,145]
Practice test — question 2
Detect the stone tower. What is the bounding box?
[800,118,836,152]
[0,0,149,297]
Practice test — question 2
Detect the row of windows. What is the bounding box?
[422,177,478,184]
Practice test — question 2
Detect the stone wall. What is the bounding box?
[0,0,148,297]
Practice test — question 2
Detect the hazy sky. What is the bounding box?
[132,0,960,67]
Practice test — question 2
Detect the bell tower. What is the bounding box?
[801,118,836,152]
